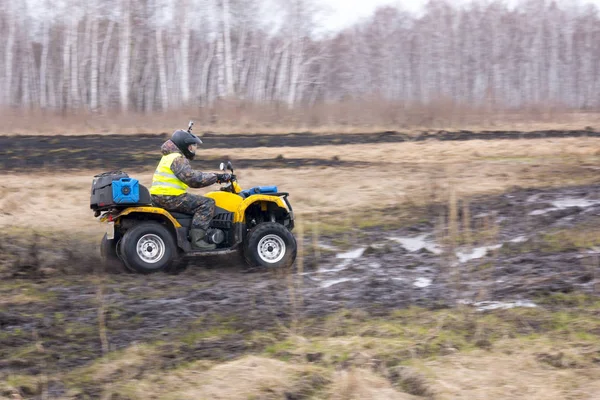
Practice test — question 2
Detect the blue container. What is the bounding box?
[257,185,278,194]
[112,178,140,204]
[240,185,278,198]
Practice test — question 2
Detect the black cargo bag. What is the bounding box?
[90,171,152,211]
[90,171,129,211]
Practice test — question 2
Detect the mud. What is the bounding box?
[1,129,599,171]
[2,183,600,390]
[1,150,366,171]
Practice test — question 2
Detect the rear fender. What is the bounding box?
[115,207,182,228]
[113,207,191,252]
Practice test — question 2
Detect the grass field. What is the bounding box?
[2,293,600,399]
[2,134,600,399]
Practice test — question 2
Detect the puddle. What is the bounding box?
[321,277,359,288]
[474,212,491,218]
[587,247,600,254]
[476,300,537,311]
[551,198,598,209]
[368,243,388,250]
[302,260,352,275]
[336,248,366,259]
[388,235,442,255]
[455,244,502,263]
[413,277,432,288]
[317,260,352,274]
[529,197,600,216]
[317,243,338,252]
[529,208,554,216]
[459,299,537,311]
[509,236,527,243]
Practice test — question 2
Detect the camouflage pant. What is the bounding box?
[152,193,215,230]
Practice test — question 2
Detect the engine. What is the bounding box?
[207,211,234,246]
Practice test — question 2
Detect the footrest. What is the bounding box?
[184,248,239,257]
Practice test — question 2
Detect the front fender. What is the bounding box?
[234,195,290,223]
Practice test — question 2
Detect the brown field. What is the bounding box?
[2,134,600,399]
[3,137,600,232]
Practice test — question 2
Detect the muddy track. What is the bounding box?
[2,184,600,383]
[2,129,598,171]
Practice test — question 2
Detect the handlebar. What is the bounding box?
[217,161,239,193]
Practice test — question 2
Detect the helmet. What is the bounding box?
[171,129,203,160]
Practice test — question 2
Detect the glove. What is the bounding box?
[216,173,232,184]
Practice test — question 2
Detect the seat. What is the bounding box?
[168,211,193,219]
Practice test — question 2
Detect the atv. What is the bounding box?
[91,159,296,273]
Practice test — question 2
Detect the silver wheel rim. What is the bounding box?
[257,234,286,264]
[136,234,166,264]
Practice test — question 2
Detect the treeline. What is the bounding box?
[1,0,599,113]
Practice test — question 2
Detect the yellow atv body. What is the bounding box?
[95,172,296,273]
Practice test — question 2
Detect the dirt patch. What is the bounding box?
[1,149,366,172]
[2,130,600,171]
[303,184,600,307]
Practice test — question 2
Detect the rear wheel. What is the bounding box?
[120,222,177,273]
[244,222,297,269]
[100,233,127,272]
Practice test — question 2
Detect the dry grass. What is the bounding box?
[420,339,600,399]
[52,305,600,400]
[0,174,103,234]
[60,341,600,400]
[3,137,600,232]
[76,355,328,400]
[3,298,599,399]
[0,293,42,306]
[329,369,418,400]
[2,107,600,136]
[76,344,160,385]
[201,136,600,163]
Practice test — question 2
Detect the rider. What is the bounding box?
[150,129,231,250]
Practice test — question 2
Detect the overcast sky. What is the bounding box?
[320,0,600,31]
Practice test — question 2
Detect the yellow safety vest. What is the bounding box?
[149,153,189,196]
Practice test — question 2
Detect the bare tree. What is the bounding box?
[3,0,15,106]
[119,0,131,111]
[2,0,600,114]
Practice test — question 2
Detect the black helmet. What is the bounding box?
[171,129,203,160]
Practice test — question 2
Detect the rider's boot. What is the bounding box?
[190,229,216,251]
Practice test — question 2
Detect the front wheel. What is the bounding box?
[120,222,177,273]
[244,222,297,269]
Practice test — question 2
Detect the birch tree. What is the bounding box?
[89,2,100,111]
[3,0,15,106]
[2,0,600,112]
[119,0,131,111]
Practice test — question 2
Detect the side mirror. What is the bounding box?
[226,161,234,173]
[188,120,194,132]
[219,162,225,171]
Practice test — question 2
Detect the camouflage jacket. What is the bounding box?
[159,140,218,188]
